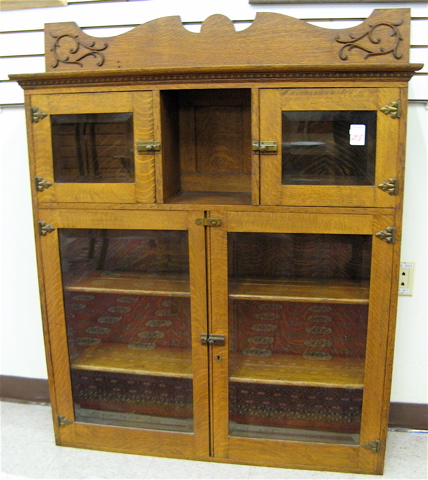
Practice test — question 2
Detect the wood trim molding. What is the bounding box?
[1,375,427,430]
[10,66,422,90]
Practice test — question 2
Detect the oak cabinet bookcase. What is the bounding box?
[12,9,422,475]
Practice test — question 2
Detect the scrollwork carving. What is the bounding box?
[50,33,108,68]
[335,21,403,61]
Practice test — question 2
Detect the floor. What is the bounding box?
[1,401,427,480]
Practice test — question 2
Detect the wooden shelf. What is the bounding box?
[229,353,365,389]
[70,343,192,378]
[64,272,190,297]
[229,278,369,304]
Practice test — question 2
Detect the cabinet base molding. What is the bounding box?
[1,375,426,431]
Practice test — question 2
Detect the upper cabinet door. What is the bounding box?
[30,92,155,204]
[259,88,403,207]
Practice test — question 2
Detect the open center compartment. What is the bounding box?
[159,89,253,205]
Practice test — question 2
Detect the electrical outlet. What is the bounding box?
[398,262,415,296]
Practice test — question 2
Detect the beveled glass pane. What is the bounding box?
[59,229,193,432]
[228,232,371,444]
[52,113,134,183]
[282,111,376,186]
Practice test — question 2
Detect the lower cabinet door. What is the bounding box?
[208,211,396,474]
[39,209,209,458]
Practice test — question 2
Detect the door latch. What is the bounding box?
[136,141,161,154]
[252,141,278,154]
[200,334,226,346]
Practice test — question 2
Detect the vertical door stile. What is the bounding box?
[375,88,401,208]
[39,212,75,445]
[208,211,230,458]
[259,89,282,205]
[32,96,56,203]
[134,91,156,204]
[251,88,261,206]
[358,214,395,473]
[188,211,210,457]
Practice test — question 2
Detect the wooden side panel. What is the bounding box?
[158,90,180,202]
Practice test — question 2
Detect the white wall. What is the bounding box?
[0,0,427,404]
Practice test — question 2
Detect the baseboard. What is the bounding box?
[1,375,427,430]
[389,402,428,430]
[0,375,50,404]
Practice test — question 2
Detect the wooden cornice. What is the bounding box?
[10,63,423,89]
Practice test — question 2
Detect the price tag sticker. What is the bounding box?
[349,124,366,146]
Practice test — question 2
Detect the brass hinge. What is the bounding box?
[378,178,399,196]
[200,334,226,346]
[362,440,381,454]
[136,141,161,154]
[195,218,221,227]
[31,107,48,123]
[252,141,278,154]
[380,100,401,119]
[38,221,56,236]
[375,226,396,244]
[35,176,53,192]
[57,415,73,428]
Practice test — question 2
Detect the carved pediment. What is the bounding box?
[44,9,411,72]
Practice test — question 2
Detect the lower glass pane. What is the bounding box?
[59,228,193,432]
[229,384,362,445]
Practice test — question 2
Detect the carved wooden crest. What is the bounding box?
[44,9,411,73]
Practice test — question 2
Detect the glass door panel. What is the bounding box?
[282,111,376,186]
[59,228,193,432]
[52,113,134,184]
[227,232,371,444]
